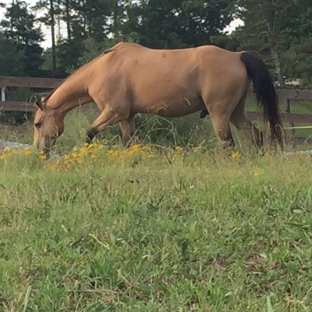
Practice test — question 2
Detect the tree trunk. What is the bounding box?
[50,0,56,77]
[56,15,61,41]
[65,0,71,40]
[270,46,285,88]
[267,21,295,146]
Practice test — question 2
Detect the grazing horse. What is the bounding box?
[33,42,283,155]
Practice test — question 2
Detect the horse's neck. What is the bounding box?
[47,69,93,114]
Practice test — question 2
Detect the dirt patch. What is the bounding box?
[0,139,31,150]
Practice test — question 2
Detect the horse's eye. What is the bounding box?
[35,121,42,129]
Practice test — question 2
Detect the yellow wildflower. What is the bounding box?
[3,146,10,152]
[24,146,32,154]
[129,144,141,152]
[254,170,261,176]
[231,151,240,158]
[106,150,116,155]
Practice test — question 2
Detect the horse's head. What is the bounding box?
[33,97,65,155]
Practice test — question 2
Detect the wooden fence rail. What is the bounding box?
[0,75,312,127]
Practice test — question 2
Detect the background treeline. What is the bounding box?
[0,0,311,87]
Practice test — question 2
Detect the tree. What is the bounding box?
[232,0,312,87]
[279,0,312,87]
[121,0,235,48]
[59,0,72,40]
[0,34,25,76]
[68,0,114,42]
[37,0,117,75]
[33,0,61,76]
[0,1,44,77]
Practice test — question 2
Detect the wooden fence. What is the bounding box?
[1,75,312,144]
[0,76,63,112]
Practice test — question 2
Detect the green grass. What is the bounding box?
[1,109,312,311]
[1,152,312,311]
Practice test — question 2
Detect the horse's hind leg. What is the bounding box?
[119,115,135,147]
[230,109,263,148]
[210,114,235,150]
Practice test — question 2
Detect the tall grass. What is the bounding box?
[2,96,312,153]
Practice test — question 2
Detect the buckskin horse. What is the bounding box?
[33,42,283,155]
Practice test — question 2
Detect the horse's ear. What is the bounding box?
[35,99,43,110]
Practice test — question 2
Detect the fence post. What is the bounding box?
[284,98,295,147]
[1,86,6,101]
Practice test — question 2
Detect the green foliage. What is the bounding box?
[210,33,240,51]
[76,38,110,67]
[283,38,312,88]
[54,40,85,74]
[122,0,234,48]
[233,0,312,87]
[0,1,44,77]
[0,34,25,76]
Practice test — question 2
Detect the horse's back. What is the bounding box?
[107,42,245,84]
[89,42,248,117]
[99,42,203,95]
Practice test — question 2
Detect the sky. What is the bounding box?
[0,0,243,49]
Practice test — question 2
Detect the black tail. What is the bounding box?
[239,51,283,150]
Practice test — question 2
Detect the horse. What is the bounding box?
[33,42,283,155]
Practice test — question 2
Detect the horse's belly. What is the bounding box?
[134,96,205,117]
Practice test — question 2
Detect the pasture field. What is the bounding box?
[1,108,312,311]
